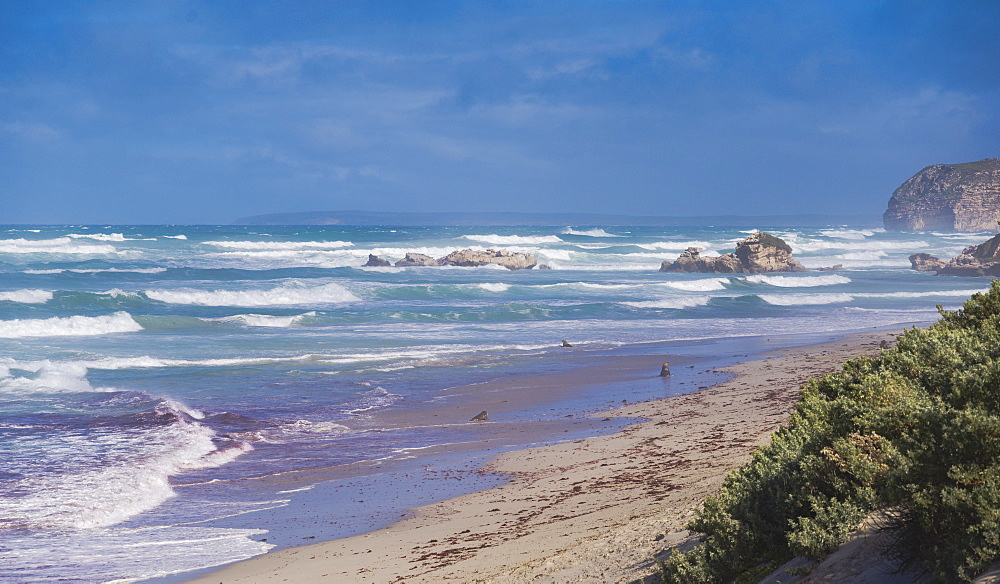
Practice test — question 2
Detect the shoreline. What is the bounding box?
[180,328,902,584]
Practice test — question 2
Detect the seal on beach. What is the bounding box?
[660,362,671,377]
[470,411,488,422]
[561,340,573,347]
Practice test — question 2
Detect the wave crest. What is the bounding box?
[145,282,359,307]
[0,312,143,338]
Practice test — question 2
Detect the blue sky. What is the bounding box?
[2,1,998,224]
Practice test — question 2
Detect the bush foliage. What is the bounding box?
[660,281,1000,583]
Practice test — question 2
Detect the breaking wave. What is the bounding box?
[0,312,143,338]
[744,274,852,287]
[0,289,53,304]
[562,228,622,237]
[461,234,563,245]
[145,282,360,307]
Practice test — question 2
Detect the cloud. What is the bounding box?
[3,121,63,145]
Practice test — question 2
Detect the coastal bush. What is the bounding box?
[659,281,1000,583]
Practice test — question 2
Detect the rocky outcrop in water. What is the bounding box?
[365,254,391,267]
[883,159,1000,232]
[394,252,440,267]
[386,249,538,270]
[438,248,537,270]
[660,232,806,273]
[908,234,1000,276]
[908,253,946,272]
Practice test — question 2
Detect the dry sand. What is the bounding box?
[184,330,899,584]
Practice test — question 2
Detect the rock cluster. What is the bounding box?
[660,232,806,274]
[908,233,1000,276]
[365,249,538,270]
[883,158,1000,232]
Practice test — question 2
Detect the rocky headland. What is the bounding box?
[909,233,1000,277]
[883,158,1000,232]
[365,248,538,270]
[660,231,807,273]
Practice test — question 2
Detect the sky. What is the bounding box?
[1,1,998,224]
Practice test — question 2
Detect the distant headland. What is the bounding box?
[232,210,880,227]
[884,158,1000,232]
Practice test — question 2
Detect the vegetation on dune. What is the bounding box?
[659,281,1000,583]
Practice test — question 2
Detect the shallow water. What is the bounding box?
[0,223,985,582]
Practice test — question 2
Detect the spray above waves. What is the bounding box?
[145,282,360,307]
[0,312,143,338]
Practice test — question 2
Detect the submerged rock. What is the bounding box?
[660,232,805,274]
[438,248,537,270]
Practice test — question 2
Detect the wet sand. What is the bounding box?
[183,330,899,584]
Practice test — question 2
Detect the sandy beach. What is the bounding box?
[183,330,899,584]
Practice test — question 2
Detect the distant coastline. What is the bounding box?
[232,210,882,227]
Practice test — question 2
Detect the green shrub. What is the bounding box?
[659,280,1000,583]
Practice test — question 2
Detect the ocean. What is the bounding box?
[0,223,991,583]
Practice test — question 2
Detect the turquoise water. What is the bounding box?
[0,223,990,582]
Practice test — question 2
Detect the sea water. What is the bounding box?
[0,223,991,582]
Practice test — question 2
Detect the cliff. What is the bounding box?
[883,158,1000,232]
[660,232,806,273]
[911,233,1000,277]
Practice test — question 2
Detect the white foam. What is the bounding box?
[163,234,188,239]
[145,282,359,307]
[0,289,53,303]
[202,240,353,250]
[791,239,927,253]
[636,240,715,251]
[621,296,712,309]
[855,288,988,299]
[837,251,887,260]
[562,227,622,237]
[476,283,511,293]
[461,234,563,245]
[0,237,119,255]
[0,312,143,338]
[0,361,96,394]
[661,278,729,292]
[202,312,315,328]
[818,228,879,239]
[0,418,250,530]
[744,274,851,287]
[1,525,271,584]
[24,267,167,275]
[759,293,854,306]
[66,233,126,241]
[537,249,574,261]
